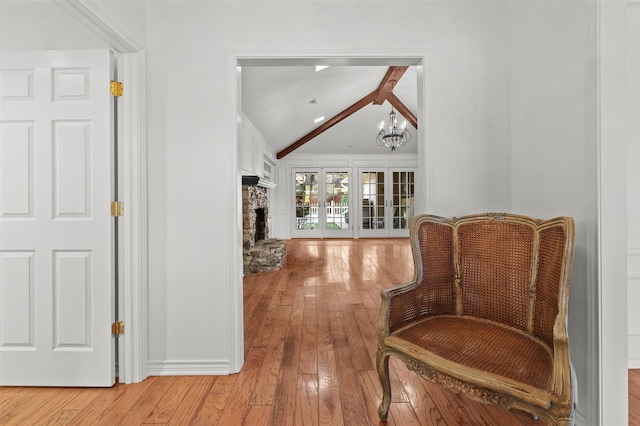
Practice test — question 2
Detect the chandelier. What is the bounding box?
[376,107,411,151]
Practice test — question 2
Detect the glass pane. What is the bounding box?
[361,171,385,230]
[295,172,319,229]
[325,171,349,230]
[392,171,415,230]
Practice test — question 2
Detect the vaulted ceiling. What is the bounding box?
[241,63,419,157]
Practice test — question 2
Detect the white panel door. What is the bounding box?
[0,50,115,386]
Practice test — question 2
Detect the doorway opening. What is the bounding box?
[231,51,431,372]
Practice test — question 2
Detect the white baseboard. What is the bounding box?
[629,356,640,369]
[629,328,640,368]
[147,360,231,376]
[574,405,587,426]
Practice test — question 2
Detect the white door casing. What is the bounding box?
[0,49,115,386]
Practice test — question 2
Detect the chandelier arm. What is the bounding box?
[402,130,411,143]
[376,107,412,151]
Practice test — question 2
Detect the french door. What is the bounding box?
[359,169,415,238]
[360,170,386,234]
[293,169,351,238]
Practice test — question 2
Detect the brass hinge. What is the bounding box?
[111,201,124,217]
[112,321,125,335]
[110,81,124,97]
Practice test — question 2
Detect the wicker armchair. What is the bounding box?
[376,213,575,425]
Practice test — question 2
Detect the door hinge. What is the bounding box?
[112,321,125,335]
[111,201,124,217]
[110,81,124,97]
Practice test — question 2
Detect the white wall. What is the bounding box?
[145,0,513,372]
[510,1,628,424]
[91,0,147,48]
[509,2,594,421]
[0,0,145,52]
[0,0,107,50]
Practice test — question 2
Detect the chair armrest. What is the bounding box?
[550,314,573,409]
[376,279,422,339]
[376,273,455,339]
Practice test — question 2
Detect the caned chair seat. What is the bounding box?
[387,316,554,407]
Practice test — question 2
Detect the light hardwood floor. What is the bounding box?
[1,238,639,425]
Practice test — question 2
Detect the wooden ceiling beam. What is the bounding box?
[276,90,378,159]
[387,92,418,130]
[276,65,416,159]
[373,66,409,105]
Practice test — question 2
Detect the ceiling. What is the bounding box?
[240,63,419,157]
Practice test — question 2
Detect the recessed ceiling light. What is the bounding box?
[314,65,329,73]
[314,116,325,124]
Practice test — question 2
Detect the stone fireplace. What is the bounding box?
[242,182,286,274]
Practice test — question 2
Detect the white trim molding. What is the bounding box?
[228,48,432,374]
[279,153,418,168]
[629,357,640,369]
[627,246,640,277]
[147,360,231,376]
[54,0,148,384]
[628,251,640,369]
[227,52,245,374]
[597,0,629,424]
[574,409,588,426]
[118,52,148,384]
[629,326,640,369]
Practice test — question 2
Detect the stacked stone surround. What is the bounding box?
[242,185,286,274]
[242,185,268,249]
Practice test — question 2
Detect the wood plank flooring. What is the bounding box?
[1,238,639,425]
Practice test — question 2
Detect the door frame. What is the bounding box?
[54,0,148,384]
[229,50,432,372]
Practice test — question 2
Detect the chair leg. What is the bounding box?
[377,349,391,421]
